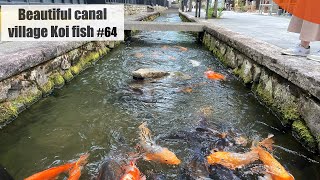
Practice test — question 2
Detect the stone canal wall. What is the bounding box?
[124,4,167,16]
[0,11,161,128]
[180,12,320,153]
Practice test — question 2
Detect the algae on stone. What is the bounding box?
[40,80,54,95]
[255,83,274,105]
[292,120,317,150]
[63,69,74,82]
[70,65,81,75]
[51,73,65,88]
[11,90,42,113]
[0,102,18,123]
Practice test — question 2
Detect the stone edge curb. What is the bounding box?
[180,11,320,103]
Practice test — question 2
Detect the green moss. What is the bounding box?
[233,67,250,84]
[0,102,18,123]
[40,80,54,95]
[70,65,80,75]
[51,73,65,88]
[280,102,300,122]
[233,67,241,76]
[292,120,317,150]
[12,91,42,108]
[255,83,274,105]
[63,69,74,82]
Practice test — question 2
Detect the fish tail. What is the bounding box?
[75,153,90,167]
[259,134,274,151]
[138,122,154,147]
[251,134,274,151]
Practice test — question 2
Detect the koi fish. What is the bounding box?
[68,153,90,180]
[139,122,181,165]
[168,56,176,60]
[25,162,75,180]
[179,87,193,93]
[174,45,188,51]
[96,158,123,180]
[206,136,272,169]
[207,150,259,170]
[134,53,144,58]
[252,137,294,180]
[204,70,226,80]
[120,161,145,180]
[161,45,169,50]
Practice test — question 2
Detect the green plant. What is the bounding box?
[238,1,247,12]
[208,7,214,18]
[217,7,224,18]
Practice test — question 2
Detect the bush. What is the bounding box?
[208,7,224,18]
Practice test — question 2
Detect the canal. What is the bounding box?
[0,12,319,180]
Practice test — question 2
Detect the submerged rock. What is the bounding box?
[132,68,169,79]
[170,72,192,80]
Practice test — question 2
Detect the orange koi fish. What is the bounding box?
[252,137,294,180]
[207,150,259,170]
[179,87,193,93]
[120,161,145,180]
[25,162,75,180]
[68,153,90,180]
[139,123,181,165]
[174,45,188,51]
[206,136,272,169]
[161,45,169,50]
[204,70,226,80]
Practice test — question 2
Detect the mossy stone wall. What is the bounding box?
[0,41,116,127]
[178,10,320,152]
[203,31,319,152]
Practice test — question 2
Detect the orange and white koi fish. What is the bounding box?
[206,136,272,169]
[204,70,226,80]
[207,150,259,170]
[68,153,90,180]
[252,137,294,180]
[139,123,181,165]
[120,161,146,180]
[25,162,75,180]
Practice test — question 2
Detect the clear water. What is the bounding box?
[0,12,319,180]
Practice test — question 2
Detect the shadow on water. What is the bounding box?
[0,12,319,180]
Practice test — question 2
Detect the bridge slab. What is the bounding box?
[124,21,204,32]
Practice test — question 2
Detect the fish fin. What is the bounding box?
[75,153,90,167]
[144,154,152,161]
[259,135,274,151]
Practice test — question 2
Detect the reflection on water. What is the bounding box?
[0,13,319,180]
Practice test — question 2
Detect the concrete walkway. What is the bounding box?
[185,11,320,52]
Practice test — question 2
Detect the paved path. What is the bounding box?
[185,11,320,52]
